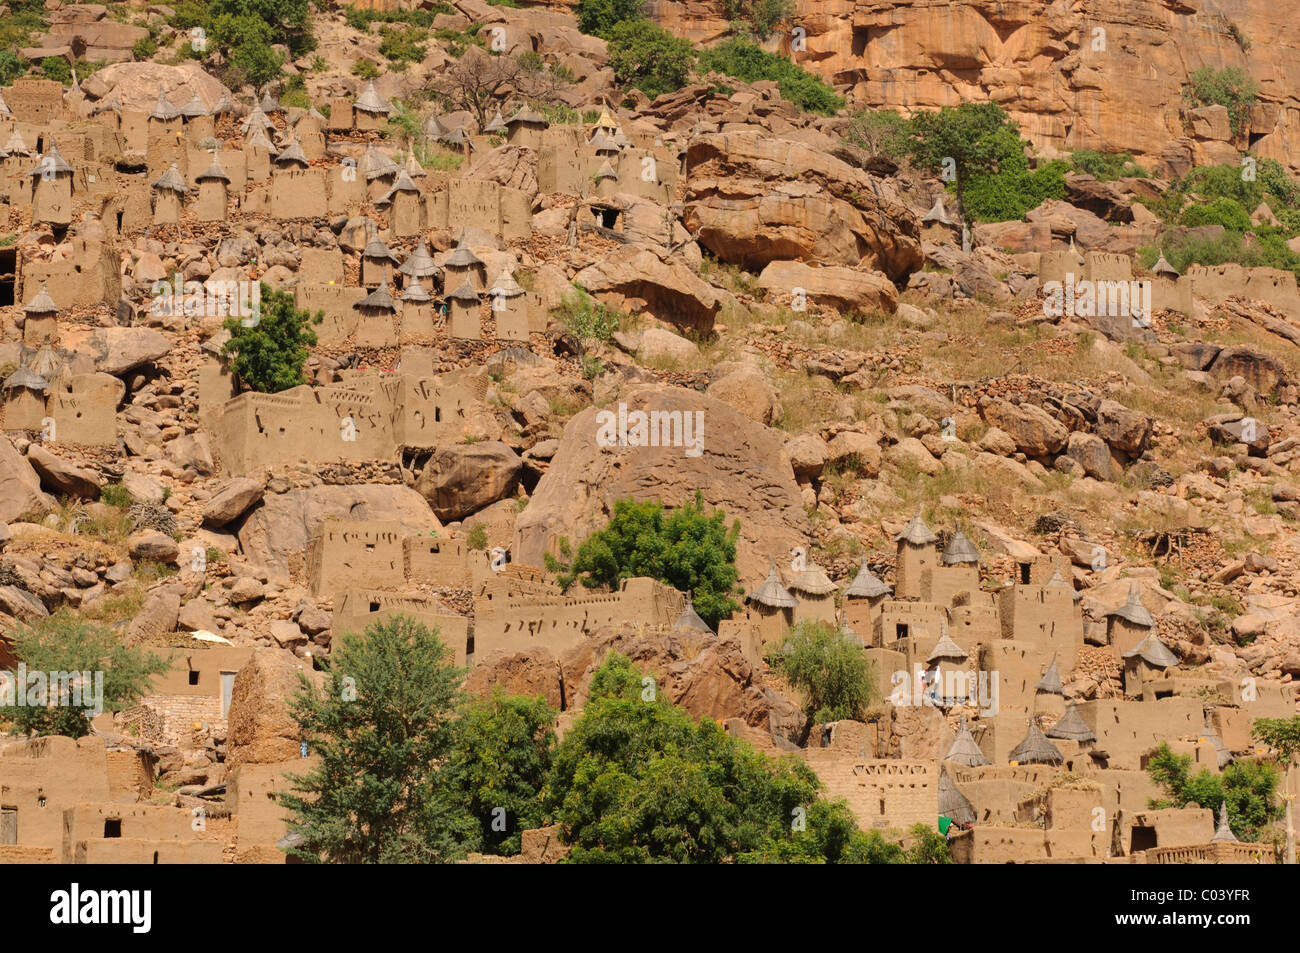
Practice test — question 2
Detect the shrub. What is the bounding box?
[1180,196,1252,231]
[220,283,318,393]
[379,24,426,63]
[547,492,742,628]
[0,51,28,84]
[723,0,794,39]
[606,20,696,100]
[4,618,170,739]
[1183,66,1257,136]
[961,159,1067,223]
[100,483,133,509]
[1145,742,1280,842]
[843,108,909,159]
[1068,150,1149,181]
[698,39,843,115]
[765,621,876,738]
[40,56,71,83]
[575,0,645,39]
[465,523,488,550]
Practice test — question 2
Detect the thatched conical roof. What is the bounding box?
[926,623,968,664]
[1152,254,1180,278]
[1045,703,1096,742]
[593,160,618,181]
[354,80,391,115]
[259,88,282,114]
[507,104,547,127]
[379,169,421,204]
[444,240,484,268]
[1107,582,1155,628]
[588,128,618,152]
[356,284,396,312]
[240,106,274,135]
[482,108,506,134]
[422,112,446,138]
[3,128,30,156]
[400,278,432,303]
[789,561,837,597]
[275,138,309,167]
[244,125,278,154]
[3,367,47,391]
[1035,653,1063,695]
[941,528,980,565]
[489,269,525,298]
[896,510,939,545]
[362,235,399,264]
[843,557,889,599]
[944,716,991,767]
[179,91,210,118]
[1008,719,1064,765]
[921,196,953,225]
[1211,801,1238,842]
[446,280,480,303]
[29,143,72,177]
[938,768,976,825]
[152,163,190,194]
[1201,721,1232,769]
[150,89,181,121]
[673,596,713,635]
[361,145,399,180]
[1122,632,1178,669]
[22,282,58,314]
[746,558,797,609]
[398,242,440,279]
[196,155,231,183]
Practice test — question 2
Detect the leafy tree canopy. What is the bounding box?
[221,282,318,394]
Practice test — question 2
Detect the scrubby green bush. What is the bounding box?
[1183,66,1257,136]
[606,20,696,100]
[1180,196,1252,230]
[1068,150,1149,181]
[575,0,645,39]
[698,39,842,115]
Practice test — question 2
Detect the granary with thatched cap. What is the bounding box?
[895,509,939,600]
[591,107,620,135]
[673,595,714,636]
[149,88,182,126]
[941,529,980,566]
[1,366,49,430]
[398,278,435,338]
[274,137,309,169]
[1106,581,1155,657]
[787,560,837,626]
[4,127,31,156]
[841,556,891,639]
[1035,652,1063,695]
[241,105,275,136]
[593,160,619,198]
[938,768,976,827]
[1121,630,1178,698]
[354,80,392,115]
[381,169,424,236]
[1151,254,1179,278]
[150,163,189,226]
[741,558,798,644]
[259,88,282,114]
[482,107,506,135]
[438,126,476,154]
[422,111,446,139]
[587,128,620,156]
[944,716,992,767]
[356,282,397,314]
[443,238,487,293]
[1210,801,1237,843]
[446,279,482,341]
[505,105,549,148]
[179,91,210,119]
[487,268,529,342]
[361,235,400,287]
[19,281,59,347]
[194,154,232,222]
[1045,702,1096,743]
[1008,718,1064,765]
[398,241,440,284]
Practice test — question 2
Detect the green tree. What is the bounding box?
[905,102,1030,231]
[697,39,843,115]
[547,492,742,628]
[279,616,478,863]
[1253,716,1300,864]
[4,618,170,739]
[544,653,881,863]
[0,51,28,85]
[220,282,317,394]
[443,692,556,855]
[843,108,910,160]
[40,56,70,84]
[1145,742,1280,842]
[765,621,876,741]
[575,0,645,39]
[723,0,794,39]
[1183,66,1258,137]
[606,20,696,100]
[210,14,283,87]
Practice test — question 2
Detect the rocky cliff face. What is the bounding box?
[652,0,1300,173]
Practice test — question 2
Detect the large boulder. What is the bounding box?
[979,398,1067,457]
[26,444,102,499]
[1095,399,1152,456]
[87,327,171,376]
[572,246,723,334]
[755,260,898,314]
[226,648,318,767]
[684,132,922,281]
[80,61,232,113]
[0,439,56,520]
[706,364,781,425]
[512,384,808,584]
[1208,346,1285,395]
[238,485,441,581]
[415,441,523,522]
[202,478,265,527]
